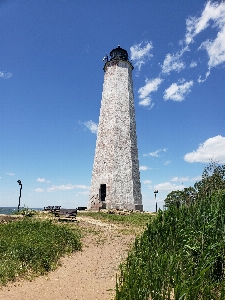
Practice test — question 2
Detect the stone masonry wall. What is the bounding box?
[88,59,142,211]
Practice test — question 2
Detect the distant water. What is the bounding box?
[0,207,42,215]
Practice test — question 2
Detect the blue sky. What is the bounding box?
[1,0,225,211]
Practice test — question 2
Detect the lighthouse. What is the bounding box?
[88,46,143,211]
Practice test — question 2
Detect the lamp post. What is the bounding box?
[154,190,158,212]
[17,180,22,212]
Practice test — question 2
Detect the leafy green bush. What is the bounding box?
[116,191,225,299]
[0,219,81,285]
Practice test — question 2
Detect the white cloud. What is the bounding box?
[143,180,152,184]
[139,166,149,171]
[161,50,187,75]
[84,120,98,134]
[171,176,189,182]
[154,182,185,193]
[6,173,15,176]
[185,1,225,70]
[36,178,50,183]
[185,1,225,45]
[47,184,90,192]
[34,188,44,193]
[74,184,90,189]
[77,191,89,195]
[143,148,167,157]
[164,160,171,166]
[197,70,210,83]
[191,175,202,182]
[130,41,153,71]
[139,97,154,109]
[138,77,163,107]
[0,71,12,79]
[139,77,163,99]
[164,80,193,101]
[190,61,197,68]
[184,135,225,163]
[199,26,225,68]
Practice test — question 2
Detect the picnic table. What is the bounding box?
[44,206,77,221]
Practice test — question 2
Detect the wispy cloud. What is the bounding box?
[199,28,225,68]
[197,70,210,83]
[185,1,225,45]
[184,135,225,163]
[143,179,152,184]
[77,191,89,195]
[47,184,90,192]
[139,166,149,171]
[138,77,163,107]
[154,182,185,193]
[6,172,15,176]
[161,47,188,75]
[36,178,50,183]
[164,80,193,101]
[171,176,189,182]
[134,1,225,110]
[84,120,98,134]
[130,41,153,71]
[0,71,12,79]
[190,61,197,68]
[185,1,225,70]
[143,148,167,157]
[191,175,202,182]
[164,160,171,166]
[34,188,44,193]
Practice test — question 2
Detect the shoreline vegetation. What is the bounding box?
[1,162,225,299]
[116,162,225,299]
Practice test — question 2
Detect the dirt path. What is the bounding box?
[0,216,136,300]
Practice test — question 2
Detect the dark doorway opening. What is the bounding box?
[99,184,106,202]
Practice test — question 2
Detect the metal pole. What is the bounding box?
[154,190,158,213]
[17,180,22,212]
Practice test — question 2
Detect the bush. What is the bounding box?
[116,191,225,299]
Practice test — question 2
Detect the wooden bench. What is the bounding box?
[53,208,77,221]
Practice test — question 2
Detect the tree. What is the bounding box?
[194,160,225,199]
[164,161,225,209]
[164,187,197,208]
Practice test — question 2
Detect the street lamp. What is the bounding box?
[17,180,22,212]
[154,190,158,212]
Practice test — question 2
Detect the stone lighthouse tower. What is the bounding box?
[88,46,143,211]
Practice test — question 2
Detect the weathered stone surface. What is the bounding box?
[88,57,143,211]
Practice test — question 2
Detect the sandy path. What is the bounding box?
[0,216,135,300]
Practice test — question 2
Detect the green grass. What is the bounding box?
[116,191,225,300]
[78,211,154,228]
[0,218,81,285]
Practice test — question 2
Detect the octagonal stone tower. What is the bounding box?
[88,46,143,211]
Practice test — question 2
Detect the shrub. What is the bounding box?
[116,191,225,299]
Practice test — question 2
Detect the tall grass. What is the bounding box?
[0,218,81,285]
[116,191,225,299]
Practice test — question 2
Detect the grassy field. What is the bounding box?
[78,211,155,228]
[0,218,81,285]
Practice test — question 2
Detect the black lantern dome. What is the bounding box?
[109,45,128,61]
